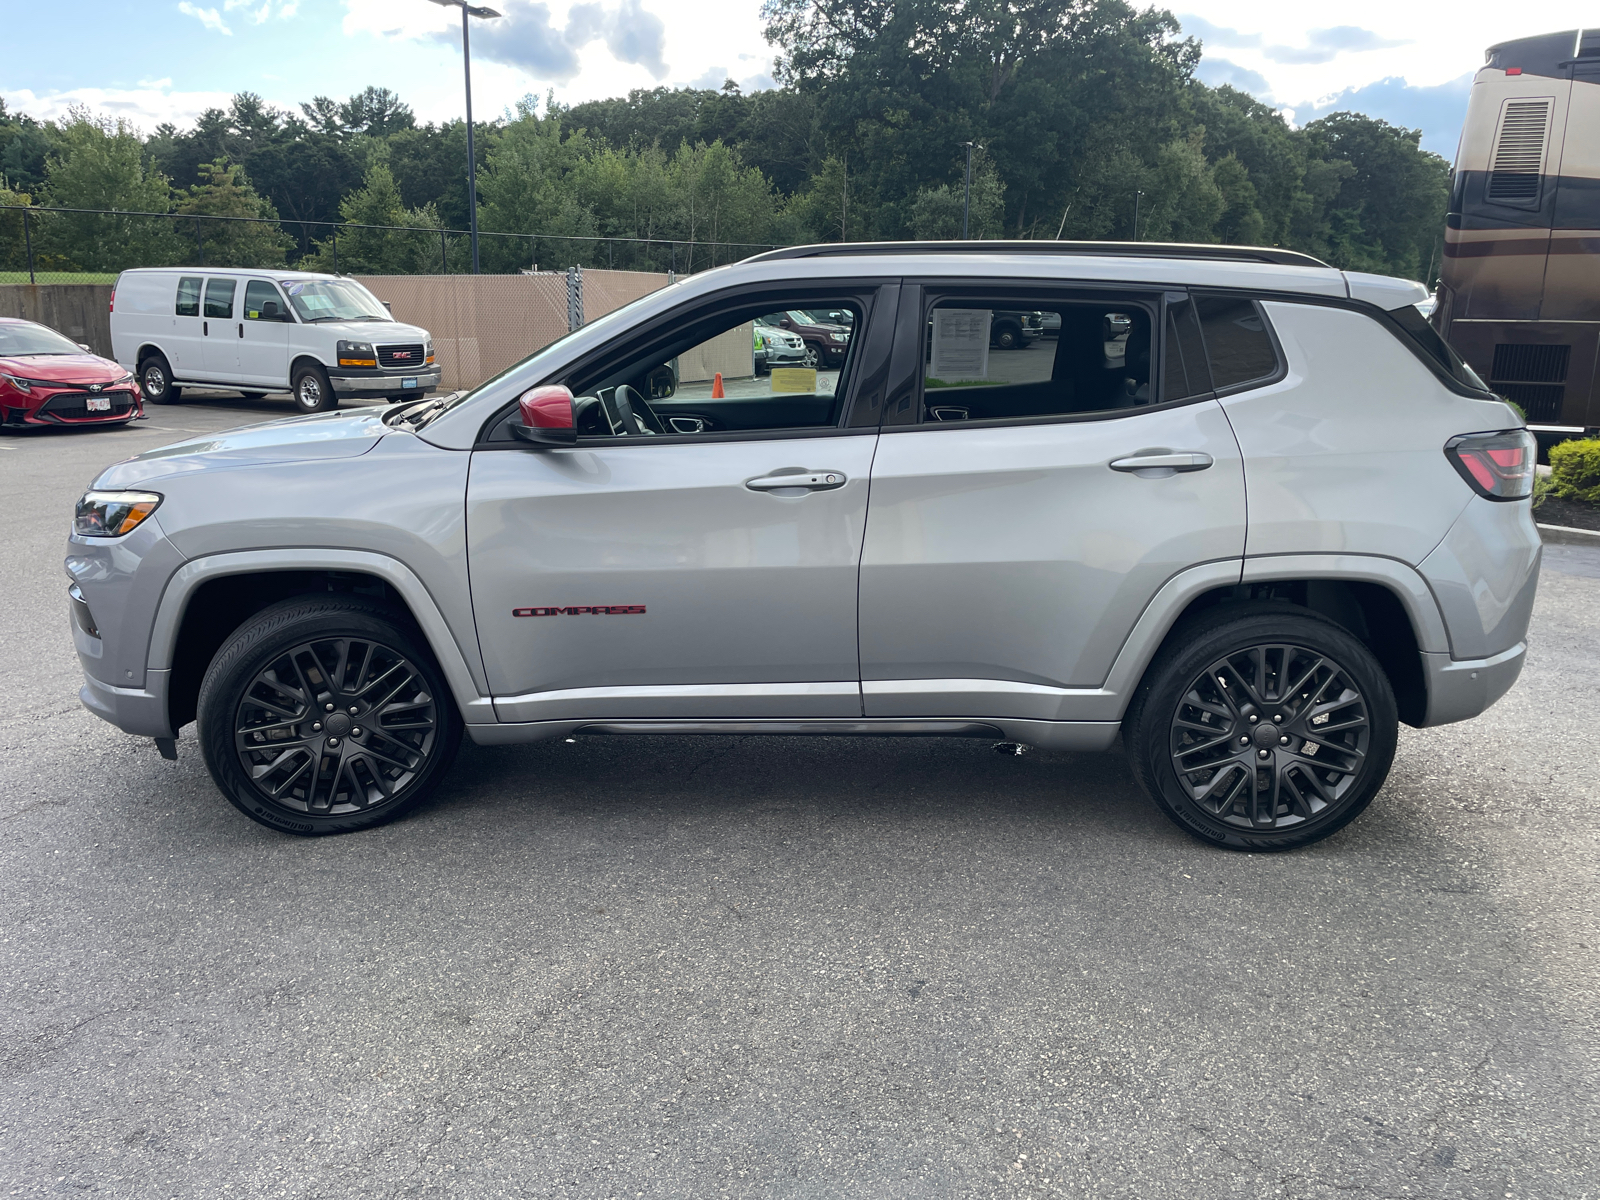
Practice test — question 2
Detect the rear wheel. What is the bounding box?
[138,355,181,403]
[291,364,337,414]
[197,597,462,835]
[1124,607,1398,851]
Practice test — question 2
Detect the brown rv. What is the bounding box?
[1437,28,1600,436]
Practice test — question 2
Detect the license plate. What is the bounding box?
[86,395,110,412]
[402,377,417,388]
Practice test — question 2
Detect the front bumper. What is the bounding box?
[3,387,143,426]
[80,669,175,738]
[328,368,441,398]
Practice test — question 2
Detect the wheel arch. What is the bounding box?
[1109,556,1446,729]
[135,343,170,368]
[291,354,331,378]
[151,551,492,734]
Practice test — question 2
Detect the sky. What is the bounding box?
[2,1,1596,161]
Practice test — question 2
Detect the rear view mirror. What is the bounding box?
[511,384,577,446]
[643,363,676,400]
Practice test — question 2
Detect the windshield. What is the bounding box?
[786,310,819,325]
[0,322,84,356]
[281,279,390,323]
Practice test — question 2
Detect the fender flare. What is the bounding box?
[146,548,495,723]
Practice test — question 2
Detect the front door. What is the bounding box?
[237,279,290,387]
[859,285,1249,719]
[467,282,898,723]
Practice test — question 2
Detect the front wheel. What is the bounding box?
[138,355,181,403]
[197,597,462,835]
[801,345,820,369]
[291,364,338,414]
[1124,608,1398,852]
[993,324,1021,351]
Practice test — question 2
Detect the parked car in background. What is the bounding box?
[754,322,806,375]
[991,310,1045,350]
[109,268,440,414]
[758,310,852,368]
[0,317,143,430]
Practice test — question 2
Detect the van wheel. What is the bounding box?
[292,364,337,413]
[197,596,462,835]
[138,355,181,403]
[1123,607,1398,852]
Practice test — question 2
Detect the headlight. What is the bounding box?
[2,373,59,393]
[829,332,849,343]
[74,490,162,537]
[337,340,376,368]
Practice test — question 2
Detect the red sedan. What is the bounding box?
[0,317,143,429]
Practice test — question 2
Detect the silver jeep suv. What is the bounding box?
[65,242,1541,850]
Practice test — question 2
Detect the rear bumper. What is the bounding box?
[79,669,175,739]
[328,368,441,397]
[1417,643,1526,727]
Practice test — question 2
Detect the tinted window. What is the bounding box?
[918,300,1153,422]
[1388,304,1491,392]
[243,280,284,321]
[1195,296,1277,389]
[203,278,236,319]
[557,297,864,438]
[175,276,201,317]
[1163,297,1211,401]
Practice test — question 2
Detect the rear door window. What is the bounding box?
[204,278,236,319]
[175,276,202,317]
[1195,296,1279,390]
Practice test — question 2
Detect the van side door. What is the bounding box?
[858,284,1248,721]
[237,279,291,388]
[199,277,238,381]
[169,275,204,377]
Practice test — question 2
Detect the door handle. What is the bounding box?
[746,470,847,492]
[1109,451,1214,473]
[238,323,244,338]
[203,321,208,336]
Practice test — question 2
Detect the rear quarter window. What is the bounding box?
[1196,296,1279,390]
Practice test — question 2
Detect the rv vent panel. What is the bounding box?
[1487,99,1553,202]
[1491,342,1570,383]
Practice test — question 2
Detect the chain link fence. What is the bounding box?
[0,204,777,285]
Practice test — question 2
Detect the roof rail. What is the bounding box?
[743,240,1334,270]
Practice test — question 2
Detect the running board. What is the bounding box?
[573,720,1006,738]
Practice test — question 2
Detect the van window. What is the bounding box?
[204,278,236,319]
[175,277,202,317]
[1195,296,1278,390]
[917,299,1154,422]
[243,280,285,321]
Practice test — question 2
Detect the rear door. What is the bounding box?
[858,284,1248,719]
[168,275,205,376]
[467,281,898,723]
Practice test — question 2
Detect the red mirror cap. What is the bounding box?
[519,384,575,429]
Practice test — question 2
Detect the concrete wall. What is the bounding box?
[0,284,114,357]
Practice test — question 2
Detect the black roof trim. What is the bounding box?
[743,240,1334,270]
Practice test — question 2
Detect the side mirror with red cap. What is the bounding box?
[511,384,577,446]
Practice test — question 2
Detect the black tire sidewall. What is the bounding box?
[197,598,461,835]
[139,356,180,403]
[1127,608,1399,852]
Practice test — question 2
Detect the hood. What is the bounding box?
[310,320,430,342]
[0,352,127,384]
[93,407,391,489]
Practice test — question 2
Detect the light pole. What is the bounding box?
[961,141,979,239]
[1133,189,1144,242]
[430,0,501,273]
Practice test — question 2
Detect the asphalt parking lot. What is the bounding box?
[2,397,1597,1199]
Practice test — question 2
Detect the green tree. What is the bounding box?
[173,158,292,268]
[305,161,444,274]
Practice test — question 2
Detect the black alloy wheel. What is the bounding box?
[1125,608,1397,851]
[198,597,461,834]
[138,356,182,403]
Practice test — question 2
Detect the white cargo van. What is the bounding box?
[110,268,441,413]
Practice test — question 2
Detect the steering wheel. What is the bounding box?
[613,384,666,436]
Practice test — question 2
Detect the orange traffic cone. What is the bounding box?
[711,372,725,398]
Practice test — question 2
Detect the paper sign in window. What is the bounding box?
[770,367,818,393]
[931,309,991,382]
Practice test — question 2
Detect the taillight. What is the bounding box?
[108,288,114,314]
[1445,429,1537,500]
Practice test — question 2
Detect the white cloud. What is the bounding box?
[177,2,231,35]
[3,83,239,132]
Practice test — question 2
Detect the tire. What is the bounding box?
[801,345,820,369]
[993,324,1020,351]
[396,391,426,402]
[291,364,338,414]
[1123,606,1398,852]
[197,596,463,835]
[138,355,182,404]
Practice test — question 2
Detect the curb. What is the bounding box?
[1537,523,1600,546]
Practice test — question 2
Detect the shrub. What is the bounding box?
[1548,437,1600,505]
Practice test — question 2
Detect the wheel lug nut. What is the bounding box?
[1258,749,1270,759]
[1239,736,1250,744]
[1248,714,1258,724]
[312,722,322,732]
[349,706,358,715]
[351,727,363,737]
[1273,714,1283,723]
[325,703,335,712]
[1280,736,1290,745]
[327,737,340,747]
